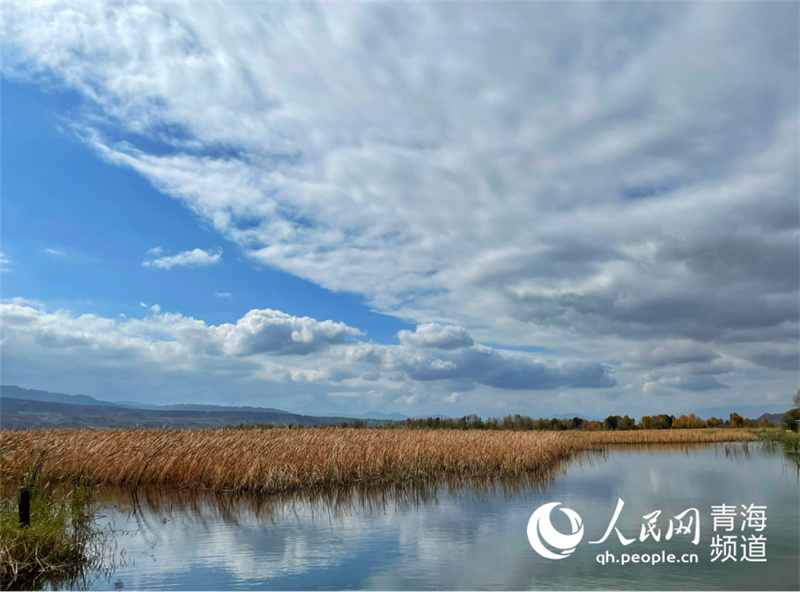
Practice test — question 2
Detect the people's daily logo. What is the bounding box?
[526,502,584,560]
[527,499,767,565]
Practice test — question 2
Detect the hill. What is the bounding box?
[756,412,785,424]
[0,386,388,430]
[0,385,122,408]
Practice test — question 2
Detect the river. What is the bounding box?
[81,442,798,591]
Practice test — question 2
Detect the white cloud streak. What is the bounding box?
[142,247,222,270]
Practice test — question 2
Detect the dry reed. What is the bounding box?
[0,428,756,495]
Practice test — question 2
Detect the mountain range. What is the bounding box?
[0,385,392,430]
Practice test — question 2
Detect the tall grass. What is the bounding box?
[0,471,104,590]
[755,429,800,463]
[0,428,756,496]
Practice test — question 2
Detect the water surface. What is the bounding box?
[85,443,799,591]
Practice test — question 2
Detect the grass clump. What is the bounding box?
[0,460,103,590]
[755,429,800,458]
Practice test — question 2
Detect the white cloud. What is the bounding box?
[1,3,797,412]
[625,341,721,368]
[398,324,474,350]
[444,392,460,404]
[214,292,232,299]
[4,3,794,341]
[44,248,66,257]
[142,247,222,269]
[0,301,618,412]
[216,308,363,356]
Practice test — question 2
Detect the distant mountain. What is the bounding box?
[2,385,295,416]
[0,397,387,431]
[689,404,790,419]
[0,386,463,430]
[114,400,157,409]
[757,412,785,424]
[157,403,288,414]
[0,385,122,408]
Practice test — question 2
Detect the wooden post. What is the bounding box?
[19,487,30,527]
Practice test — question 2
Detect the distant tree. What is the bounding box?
[672,413,707,429]
[730,413,744,428]
[603,415,619,430]
[467,414,484,430]
[673,415,689,429]
[688,414,706,428]
[656,414,672,429]
[781,408,800,432]
[793,389,800,409]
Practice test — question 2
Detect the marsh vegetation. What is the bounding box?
[1,428,757,497]
[1,427,794,590]
[0,462,108,590]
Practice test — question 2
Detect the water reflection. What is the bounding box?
[84,443,797,591]
[108,448,604,528]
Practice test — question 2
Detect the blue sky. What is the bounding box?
[1,2,797,418]
[3,80,411,341]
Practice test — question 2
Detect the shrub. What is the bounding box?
[781,408,800,432]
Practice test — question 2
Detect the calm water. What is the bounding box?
[82,443,798,591]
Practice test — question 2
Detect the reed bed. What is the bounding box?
[566,428,757,446]
[0,428,756,495]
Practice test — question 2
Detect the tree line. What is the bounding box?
[231,413,781,431]
[231,395,800,432]
[392,412,778,431]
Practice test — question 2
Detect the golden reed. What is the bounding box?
[0,428,755,495]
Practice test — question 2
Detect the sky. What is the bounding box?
[1,2,797,419]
